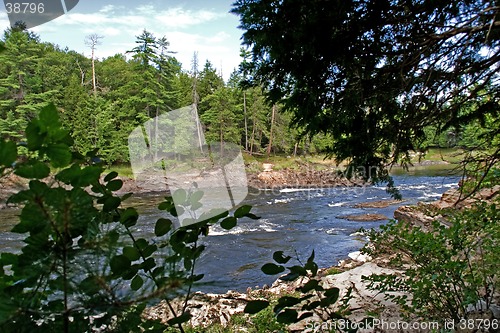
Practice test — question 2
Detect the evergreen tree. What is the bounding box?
[201,86,241,148]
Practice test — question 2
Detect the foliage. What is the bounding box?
[232,0,500,195]
[0,24,340,165]
[0,104,258,333]
[245,250,369,332]
[201,86,242,145]
[362,203,500,321]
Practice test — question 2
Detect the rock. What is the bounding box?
[394,185,500,229]
[145,291,251,329]
[354,200,404,208]
[340,213,389,222]
[262,163,274,172]
[321,262,406,323]
[348,251,372,262]
[249,167,366,189]
[393,204,443,229]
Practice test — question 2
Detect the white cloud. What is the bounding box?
[0,3,242,81]
[99,5,115,13]
[154,7,225,29]
[0,11,10,29]
[207,31,231,43]
[101,27,121,37]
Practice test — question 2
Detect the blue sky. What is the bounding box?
[0,1,243,80]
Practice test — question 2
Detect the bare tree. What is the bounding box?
[85,34,103,96]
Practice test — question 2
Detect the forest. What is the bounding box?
[0,23,491,167]
[0,24,337,165]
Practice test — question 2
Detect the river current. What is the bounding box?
[0,173,460,294]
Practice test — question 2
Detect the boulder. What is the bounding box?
[394,185,500,229]
[354,200,404,209]
[340,213,389,222]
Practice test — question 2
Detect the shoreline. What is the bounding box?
[145,184,500,331]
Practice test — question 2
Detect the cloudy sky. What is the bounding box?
[0,0,244,80]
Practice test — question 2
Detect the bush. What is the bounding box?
[363,202,500,322]
[0,104,257,333]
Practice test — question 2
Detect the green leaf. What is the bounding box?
[190,273,204,282]
[279,272,300,281]
[299,279,322,293]
[172,188,187,205]
[244,212,260,220]
[191,201,203,211]
[15,161,50,179]
[244,300,269,314]
[167,312,192,326]
[56,164,81,184]
[120,207,139,227]
[305,260,318,276]
[45,143,71,168]
[1,253,17,265]
[276,296,301,309]
[189,190,204,204]
[142,244,158,258]
[131,275,144,291]
[323,287,340,305]
[80,276,101,296]
[39,103,61,129]
[220,216,237,230]
[141,257,156,271]
[107,179,123,191]
[123,265,139,280]
[0,139,17,167]
[79,166,104,186]
[276,309,298,324]
[103,196,121,212]
[135,238,148,250]
[123,246,141,261]
[158,201,173,211]
[297,312,314,321]
[288,265,307,276]
[307,250,315,264]
[104,171,118,182]
[110,255,131,275]
[25,121,43,151]
[261,263,285,275]
[121,192,133,201]
[273,251,292,264]
[234,204,252,218]
[155,218,172,237]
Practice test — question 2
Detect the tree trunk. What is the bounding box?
[91,47,96,96]
[250,115,256,155]
[243,90,248,151]
[267,104,276,157]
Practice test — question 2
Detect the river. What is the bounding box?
[0,170,460,294]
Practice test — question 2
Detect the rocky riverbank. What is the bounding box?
[0,165,365,209]
[143,184,500,332]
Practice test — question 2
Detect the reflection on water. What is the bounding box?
[0,174,460,293]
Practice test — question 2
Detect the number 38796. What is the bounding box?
[5,2,45,14]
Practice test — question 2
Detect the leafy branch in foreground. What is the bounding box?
[362,202,500,322]
[0,103,259,333]
[245,250,370,332]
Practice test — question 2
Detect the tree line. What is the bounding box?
[0,24,334,165]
